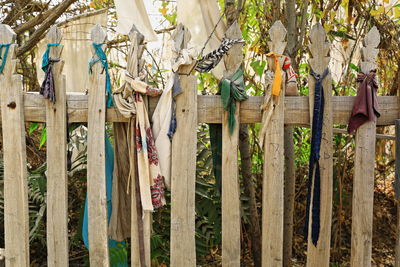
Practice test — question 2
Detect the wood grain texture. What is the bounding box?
[0,24,30,267]
[306,23,333,267]
[7,93,400,126]
[221,22,243,267]
[396,120,400,267]
[350,26,380,267]
[125,28,145,267]
[170,24,197,267]
[87,24,109,267]
[262,20,286,266]
[44,26,69,267]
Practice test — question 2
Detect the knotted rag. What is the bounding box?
[347,70,380,134]
[0,43,11,74]
[40,43,60,103]
[220,68,248,135]
[304,68,329,246]
[89,42,113,107]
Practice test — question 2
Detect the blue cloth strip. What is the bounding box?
[0,43,12,74]
[89,43,113,107]
[304,68,329,246]
[41,43,60,72]
[82,135,128,266]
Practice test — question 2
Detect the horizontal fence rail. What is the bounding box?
[9,92,400,125]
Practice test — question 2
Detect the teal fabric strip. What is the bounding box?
[0,43,12,74]
[41,43,60,73]
[89,43,113,107]
[219,68,248,135]
[82,135,128,266]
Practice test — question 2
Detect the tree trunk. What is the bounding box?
[283,126,296,267]
[283,1,297,266]
[239,124,262,267]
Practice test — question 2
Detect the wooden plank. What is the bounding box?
[125,28,143,267]
[87,24,109,267]
[395,119,400,267]
[0,24,30,267]
[306,23,333,267]
[261,20,286,266]
[220,22,243,267]
[350,26,380,267]
[283,126,296,267]
[6,93,400,125]
[44,26,69,267]
[170,24,197,267]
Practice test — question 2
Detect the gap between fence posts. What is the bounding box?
[306,23,333,267]
[87,24,109,267]
[170,23,197,267]
[350,26,380,267]
[44,25,69,267]
[0,23,30,267]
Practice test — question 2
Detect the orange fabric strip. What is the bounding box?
[266,52,284,96]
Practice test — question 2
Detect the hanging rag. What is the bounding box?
[167,74,182,139]
[220,68,248,135]
[347,70,380,134]
[266,52,285,96]
[40,43,60,103]
[177,0,227,78]
[82,135,128,267]
[89,42,113,107]
[304,68,329,246]
[114,0,157,42]
[282,56,299,96]
[152,25,196,189]
[113,71,165,212]
[195,38,244,73]
[0,43,11,74]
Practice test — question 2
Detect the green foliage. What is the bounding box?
[109,243,128,266]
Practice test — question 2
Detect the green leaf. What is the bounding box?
[250,60,266,77]
[349,63,360,72]
[329,30,356,40]
[28,122,39,135]
[39,127,47,149]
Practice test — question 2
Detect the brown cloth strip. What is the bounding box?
[347,70,380,134]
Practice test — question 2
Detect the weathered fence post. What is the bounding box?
[87,24,109,266]
[221,21,243,267]
[124,28,147,267]
[44,26,69,267]
[306,23,333,267]
[0,24,29,267]
[396,119,400,267]
[351,26,380,267]
[262,20,286,266]
[170,24,197,267]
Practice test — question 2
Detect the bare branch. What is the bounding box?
[16,0,78,57]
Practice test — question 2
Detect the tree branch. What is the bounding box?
[16,0,78,57]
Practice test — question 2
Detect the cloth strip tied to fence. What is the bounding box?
[266,51,284,96]
[40,43,60,103]
[304,68,329,246]
[347,70,380,134]
[0,43,11,74]
[89,42,113,107]
[220,68,248,135]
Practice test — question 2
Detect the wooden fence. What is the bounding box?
[0,18,399,267]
